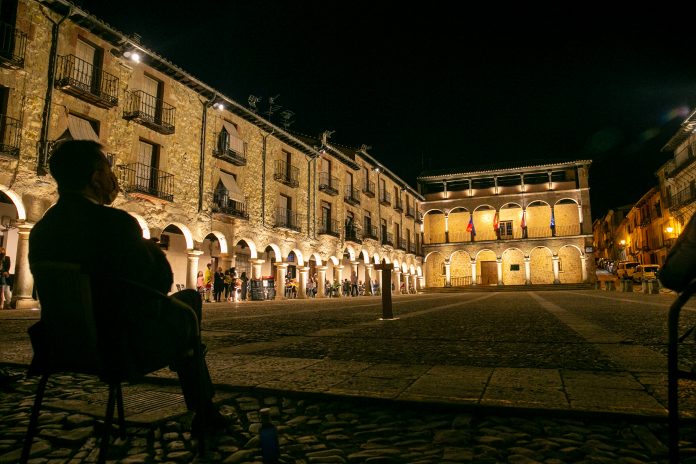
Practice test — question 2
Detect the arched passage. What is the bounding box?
[530,246,554,284]
[423,209,445,244]
[425,251,445,287]
[558,245,583,283]
[448,207,470,243]
[160,223,195,288]
[476,249,497,285]
[450,250,471,286]
[127,212,151,239]
[502,248,525,285]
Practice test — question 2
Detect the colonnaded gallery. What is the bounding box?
[0,0,594,308]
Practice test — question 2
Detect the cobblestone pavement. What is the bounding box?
[2,289,696,462]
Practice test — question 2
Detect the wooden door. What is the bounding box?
[480,261,497,285]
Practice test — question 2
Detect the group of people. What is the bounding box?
[197,264,249,303]
[324,277,381,297]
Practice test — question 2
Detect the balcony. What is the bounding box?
[123,90,176,135]
[213,132,247,166]
[406,205,415,218]
[671,185,696,210]
[382,231,394,246]
[394,199,403,213]
[117,162,174,202]
[55,55,119,108]
[397,238,407,251]
[666,157,696,179]
[362,180,376,197]
[345,224,362,244]
[525,224,581,238]
[379,190,391,206]
[274,159,299,188]
[0,114,21,158]
[212,191,249,219]
[0,22,26,69]
[318,171,338,196]
[344,185,361,206]
[363,225,379,240]
[318,218,340,237]
[408,242,416,254]
[275,207,303,232]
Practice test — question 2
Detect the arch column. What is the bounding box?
[364,264,373,295]
[496,257,503,285]
[524,256,531,285]
[12,223,35,309]
[403,273,410,292]
[251,259,265,279]
[393,269,401,294]
[376,268,383,293]
[186,249,204,290]
[470,259,477,286]
[276,263,288,298]
[317,266,328,297]
[581,255,588,282]
[298,266,309,299]
[419,276,425,290]
[552,255,560,284]
[335,265,344,296]
[444,260,452,287]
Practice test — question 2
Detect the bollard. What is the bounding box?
[624,280,633,292]
[374,263,394,319]
[642,281,648,294]
[648,280,660,294]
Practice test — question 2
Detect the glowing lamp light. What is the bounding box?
[123,50,140,63]
[214,102,224,111]
[666,227,674,234]
[619,239,626,246]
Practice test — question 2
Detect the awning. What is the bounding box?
[221,120,240,138]
[218,171,244,202]
[221,120,245,154]
[67,115,100,142]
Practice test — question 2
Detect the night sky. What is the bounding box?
[71,1,696,218]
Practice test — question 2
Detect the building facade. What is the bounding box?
[417,160,594,287]
[0,0,424,308]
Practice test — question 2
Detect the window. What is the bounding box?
[345,171,353,190]
[655,201,662,218]
[142,74,163,121]
[320,157,331,175]
[136,140,159,192]
[364,211,372,232]
[75,39,97,89]
[321,201,331,229]
[394,222,401,242]
[499,220,513,239]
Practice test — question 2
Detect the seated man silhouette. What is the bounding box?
[660,214,696,292]
[28,140,227,436]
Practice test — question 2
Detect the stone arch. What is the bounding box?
[308,251,323,266]
[359,248,370,264]
[554,197,579,206]
[162,222,194,250]
[499,202,524,239]
[554,198,582,236]
[475,249,497,285]
[343,245,356,262]
[0,185,27,221]
[557,244,583,283]
[416,265,422,277]
[448,207,472,243]
[328,255,339,266]
[234,237,258,259]
[208,230,228,254]
[409,264,415,275]
[127,212,151,239]
[472,205,497,241]
[425,250,445,287]
[527,200,551,207]
[529,246,554,284]
[473,203,496,212]
[289,248,305,266]
[373,252,381,264]
[401,261,408,273]
[450,250,472,286]
[264,242,282,262]
[501,247,526,285]
[500,201,523,209]
[525,201,553,238]
[423,208,446,244]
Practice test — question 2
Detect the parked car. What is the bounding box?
[632,264,660,282]
[616,261,639,279]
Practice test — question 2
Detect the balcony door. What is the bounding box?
[136,140,158,193]
[279,194,290,228]
[142,74,161,122]
[321,201,331,231]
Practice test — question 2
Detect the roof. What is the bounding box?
[662,108,696,152]
[417,159,592,181]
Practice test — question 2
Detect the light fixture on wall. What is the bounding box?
[0,215,17,229]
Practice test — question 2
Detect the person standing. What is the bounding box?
[203,263,212,303]
[213,267,225,302]
[240,272,249,301]
[0,247,10,309]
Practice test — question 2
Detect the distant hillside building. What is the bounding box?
[417,160,594,287]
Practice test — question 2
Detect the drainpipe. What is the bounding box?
[306,155,312,236]
[198,96,215,213]
[313,157,317,238]
[261,129,274,227]
[37,8,70,175]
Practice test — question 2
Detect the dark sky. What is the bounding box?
[71,1,696,218]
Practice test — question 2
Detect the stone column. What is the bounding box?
[552,255,560,284]
[393,269,401,294]
[335,265,344,296]
[185,249,204,290]
[419,276,425,290]
[298,266,309,298]
[317,266,328,297]
[276,263,288,298]
[364,264,374,295]
[251,259,265,280]
[444,260,451,287]
[403,273,410,292]
[496,257,503,285]
[470,260,477,286]
[12,223,35,309]
[376,269,383,293]
[350,261,359,279]
[524,256,531,285]
[577,204,583,226]
[581,256,588,282]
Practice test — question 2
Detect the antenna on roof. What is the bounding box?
[280,110,295,130]
[321,130,335,146]
[359,144,371,153]
[248,95,261,113]
[266,94,282,120]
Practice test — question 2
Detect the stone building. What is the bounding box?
[592,205,631,263]
[0,0,424,308]
[417,160,594,287]
[657,108,696,232]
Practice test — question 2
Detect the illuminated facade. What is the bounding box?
[418,160,594,287]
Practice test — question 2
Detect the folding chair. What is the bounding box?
[21,262,202,464]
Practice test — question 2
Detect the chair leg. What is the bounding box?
[20,374,49,464]
[116,383,126,439]
[97,383,118,464]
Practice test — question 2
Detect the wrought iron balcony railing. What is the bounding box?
[382,231,394,246]
[117,162,174,202]
[394,199,403,212]
[362,180,375,197]
[273,160,299,188]
[0,114,21,158]
[212,191,249,219]
[408,242,416,254]
[406,205,415,218]
[275,207,303,232]
[123,90,176,135]
[213,132,246,165]
[55,55,119,108]
[344,224,362,243]
[364,225,379,240]
[671,185,696,210]
[318,218,340,237]
[379,190,391,206]
[344,185,361,206]
[397,238,407,250]
[318,171,338,195]
[0,21,26,69]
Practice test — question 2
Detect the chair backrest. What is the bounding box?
[31,261,102,374]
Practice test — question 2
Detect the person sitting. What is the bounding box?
[27,140,228,437]
[660,215,696,292]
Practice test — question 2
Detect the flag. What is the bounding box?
[493,212,499,231]
[550,209,556,229]
[520,210,526,229]
[466,214,476,236]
